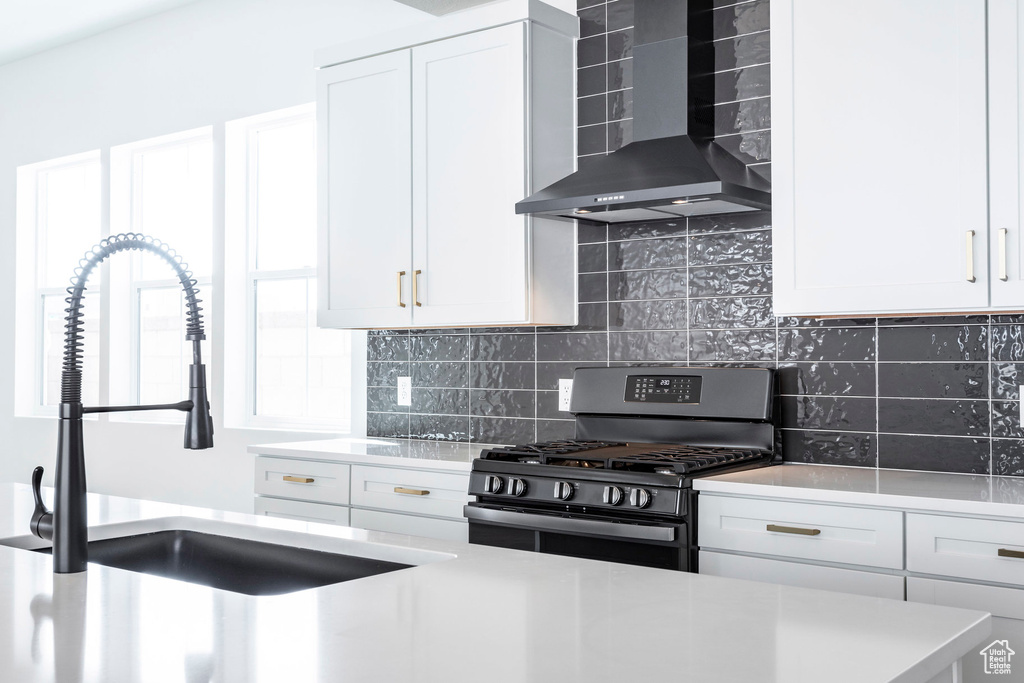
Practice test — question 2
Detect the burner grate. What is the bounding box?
[609,447,767,474]
[482,440,622,461]
[479,441,768,473]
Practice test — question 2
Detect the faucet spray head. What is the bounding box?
[185,363,214,450]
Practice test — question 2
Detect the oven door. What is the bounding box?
[464,503,689,571]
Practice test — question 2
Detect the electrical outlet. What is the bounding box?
[559,378,573,411]
[397,377,412,406]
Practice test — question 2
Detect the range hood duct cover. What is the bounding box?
[517,0,770,222]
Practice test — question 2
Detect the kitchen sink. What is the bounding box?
[35,530,412,595]
[0,516,454,596]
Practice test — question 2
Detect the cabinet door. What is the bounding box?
[990,0,1024,308]
[411,23,529,326]
[772,0,989,316]
[317,51,413,328]
[699,551,905,600]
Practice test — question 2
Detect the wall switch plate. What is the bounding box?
[559,379,573,411]
[397,377,412,406]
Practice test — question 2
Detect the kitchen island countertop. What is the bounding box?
[0,482,989,683]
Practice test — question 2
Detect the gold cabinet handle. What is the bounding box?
[966,230,976,283]
[283,476,314,484]
[766,524,820,536]
[394,486,429,496]
[1000,229,1009,281]
[998,548,1024,559]
[397,271,407,308]
[412,270,422,307]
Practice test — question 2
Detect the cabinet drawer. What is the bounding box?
[698,495,904,569]
[700,551,905,600]
[350,465,469,519]
[907,513,1024,588]
[254,456,350,505]
[254,496,350,527]
[351,508,468,542]
[908,576,1024,621]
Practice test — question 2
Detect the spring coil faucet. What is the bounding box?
[30,233,215,573]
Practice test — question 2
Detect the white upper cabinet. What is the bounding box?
[411,24,528,327]
[316,2,578,329]
[318,51,413,329]
[772,0,1002,317]
[990,0,1024,307]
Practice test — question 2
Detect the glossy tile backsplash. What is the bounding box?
[365,0,1024,477]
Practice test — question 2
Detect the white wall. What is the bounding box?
[0,0,430,512]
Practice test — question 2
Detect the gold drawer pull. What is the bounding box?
[394,487,430,496]
[767,524,821,536]
[998,548,1024,559]
[283,476,314,484]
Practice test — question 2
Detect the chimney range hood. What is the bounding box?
[516,0,770,224]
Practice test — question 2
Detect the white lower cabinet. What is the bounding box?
[699,490,1024,682]
[699,550,905,600]
[253,455,470,542]
[351,509,467,543]
[698,495,903,569]
[254,497,351,526]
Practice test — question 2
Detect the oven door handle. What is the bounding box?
[463,506,677,542]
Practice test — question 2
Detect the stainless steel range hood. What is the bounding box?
[516,0,770,223]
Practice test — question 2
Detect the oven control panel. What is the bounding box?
[624,375,702,404]
[468,472,684,516]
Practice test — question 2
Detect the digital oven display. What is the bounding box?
[624,375,702,404]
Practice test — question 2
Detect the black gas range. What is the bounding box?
[464,366,777,572]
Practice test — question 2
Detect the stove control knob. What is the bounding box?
[484,475,504,494]
[554,481,574,501]
[602,486,623,506]
[629,488,651,509]
[508,478,527,497]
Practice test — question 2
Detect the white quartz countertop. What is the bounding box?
[0,483,990,683]
[247,437,495,471]
[695,464,1024,517]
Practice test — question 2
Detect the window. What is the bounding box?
[225,104,356,430]
[16,114,364,434]
[14,151,102,414]
[109,129,213,418]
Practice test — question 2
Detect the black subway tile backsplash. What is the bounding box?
[608,237,686,271]
[877,363,988,399]
[780,430,876,467]
[470,362,535,390]
[878,435,990,475]
[877,325,987,362]
[777,362,876,397]
[780,396,877,432]
[878,399,990,437]
[362,1,1024,479]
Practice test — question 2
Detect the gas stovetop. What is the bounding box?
[479,440,770,475]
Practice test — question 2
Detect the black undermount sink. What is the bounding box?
[35,529,413,596]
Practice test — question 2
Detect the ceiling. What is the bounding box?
[0,0,203,66]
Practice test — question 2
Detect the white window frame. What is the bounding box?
[109,127,214,421]
[225,103,365,433]
[14,151,103,417]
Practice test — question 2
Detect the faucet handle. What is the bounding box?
[30,467,53,541]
